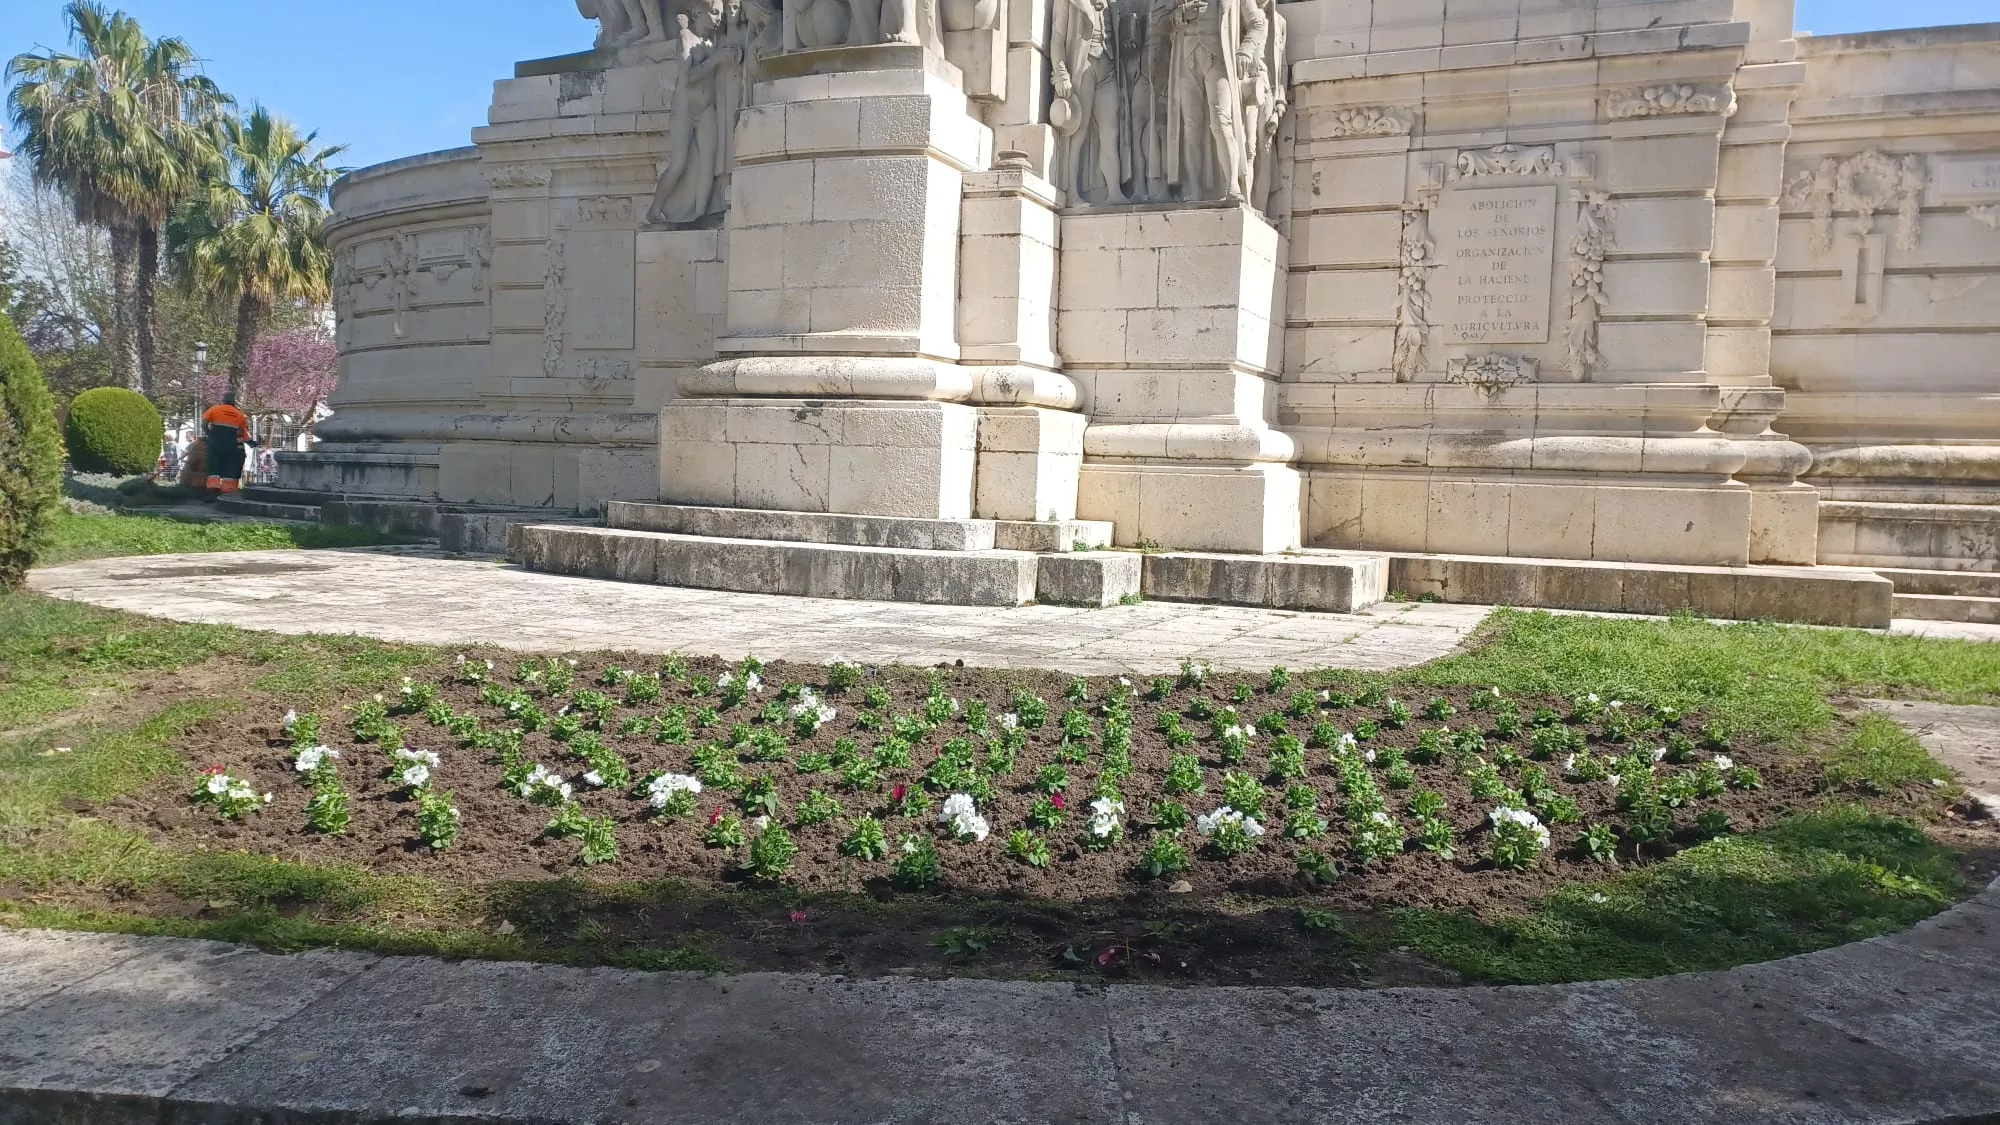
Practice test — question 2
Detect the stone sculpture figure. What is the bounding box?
[646,0,747,226]
[783,0,936,50]
[1050,0,1280,211]
[578,0,669,47]
[1052,0,1128,204]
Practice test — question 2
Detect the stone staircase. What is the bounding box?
[214,487,328,523]
[1876,568,2000,624]
[509,503,1391,612]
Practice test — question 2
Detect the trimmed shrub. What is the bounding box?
[0,313,64,588]
[64,386,161,475]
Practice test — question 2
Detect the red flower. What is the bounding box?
[891,783,908,804]
[708,806,725,826]
[789,909,809,923]
[1097,945,1120,967]
[202,765,226,775]
[1051,791,1066,810]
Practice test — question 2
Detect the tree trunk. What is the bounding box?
[135,223,160,398]
[228,293,260,402]
[107,225,141,392]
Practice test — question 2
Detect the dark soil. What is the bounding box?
[88,652,1938,986]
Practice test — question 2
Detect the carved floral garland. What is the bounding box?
[1321,105,1415,139]
[1606,83,1735,120]
[1393,206,1438,382]
[1563,191,1613,380]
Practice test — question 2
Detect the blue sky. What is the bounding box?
[3,0,1993,172]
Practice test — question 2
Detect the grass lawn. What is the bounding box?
[39,507,401,568]
[0,593,1993,985]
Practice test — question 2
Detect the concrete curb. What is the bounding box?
[3,878,1997,1124]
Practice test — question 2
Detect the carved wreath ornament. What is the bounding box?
[1605,83,1735,120]
[1321,105,1415,139]
[1783,149,1928,256]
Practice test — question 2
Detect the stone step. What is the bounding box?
[1143,552,1388,614]
[1359,550,1895,629]
[1876,567,2000,599]
[214,496,322,522]
[1893,592,2000,624]
[605,502,1114,554]
[232,486,339,507]
[510,524,1041,607]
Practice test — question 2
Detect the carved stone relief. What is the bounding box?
[544,235,568,379]
[483,164,553,190]
[645,0,758,227]
[1562,191,1612,380]
[1605,83,1735,120]
[1453,144,1562,181]
[1393,204,1437,383]
[1447,354,1537,390]
[1320,105,1413,139]
[1047,0,1288,214]
[1783,149,1928,256]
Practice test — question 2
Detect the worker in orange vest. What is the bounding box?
[201,391,256,496]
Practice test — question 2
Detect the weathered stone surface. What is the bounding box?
[1144,552,1389,613]
[608,501,997,551]
[1387,552,1895,628]
[1036,551,1142,607]
[515,524,1041,607]
[992,518,1114,553]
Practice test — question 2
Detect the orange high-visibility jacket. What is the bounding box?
[202,403,250,440]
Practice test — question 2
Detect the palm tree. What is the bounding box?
[168,107,347,400]
[7,2,227,396]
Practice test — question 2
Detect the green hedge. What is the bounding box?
[0,313,64,588]
[64,386,161,476]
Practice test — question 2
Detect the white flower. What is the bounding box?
[1652,746,1668,763]
[1486,687,1502,698]
[263,792,274,804]
[517,764,573,802]
[940,794,990,842]
[901,837,920,855]
[293,745,338,773]
[789,690,838,731]
[749,815,771,833]
[1336,733,1358,754]
[1562,753,1579,775]
[999,712,1020,731]
[400,764,432,788]
[205,774,233,796]
[1118,677,1132,688]
[1196,807,1264,838]
[393,749,440,768]
[1713,754,1735,772]
[1488,806,1551,848]
[1590,892,1607,904]
[282,710,298,731]
[582,770,605,788]
[399,677,416,697]
[1608,774,1622,788]
[1363,748,1377,764]
[1584,693,1600,704]
[1087,797,1124,838]
[1608,700,1623,710]
[645,772,702,809]
[1222,723,1256,743]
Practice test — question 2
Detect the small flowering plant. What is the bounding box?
[1195,806,1264,857]
[416,788,461,850]
[790,688,838,737]
[1084,796,1124,849]
[1487,806,1552,870]
[643,771,702,816]
[195,768,272,820]
[292,744,340,776]
[390,748,441,791]
[894,834,943,887]
[939,793,991,843]
[515,764,573,806]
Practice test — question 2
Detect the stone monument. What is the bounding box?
[293,1,2000,626]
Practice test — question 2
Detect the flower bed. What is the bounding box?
[123,653,1828,915]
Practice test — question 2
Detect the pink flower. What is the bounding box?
[1097,945,1119,967]
[708,806,725,827]
[789,910,808,924]
[1051,791,1066,810]
[891,783,908,804]
[202,765,226,776]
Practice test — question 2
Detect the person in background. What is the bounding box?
[201,392,257,496]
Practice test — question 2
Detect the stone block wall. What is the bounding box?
[1772,22,2000,571]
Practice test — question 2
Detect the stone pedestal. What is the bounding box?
[1713,387,1818,566]
[1062,204,1299,553]
[659,51,998,520]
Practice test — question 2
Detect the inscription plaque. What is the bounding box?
[1936,156,2000,203]
[1436,185,1558,345]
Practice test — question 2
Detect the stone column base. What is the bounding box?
[975,406,1086,522]
[1304,470,1754,568]
[1078,462,1302,554]
[1748,482,1821,566]
[660,399,979,520]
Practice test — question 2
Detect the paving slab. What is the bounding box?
[3,895,2000,1125]
[1863,698,2000,817]
[28,550,1488,674]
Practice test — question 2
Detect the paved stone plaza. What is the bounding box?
[28,549,1494,672]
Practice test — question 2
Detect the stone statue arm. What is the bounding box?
[1048,0,1076,98]
[1235,0,1266,71]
